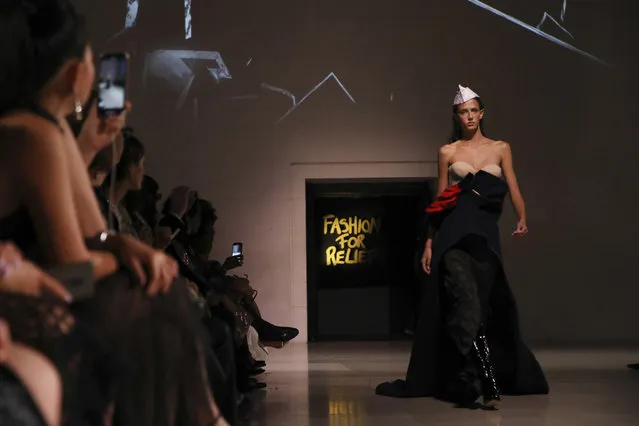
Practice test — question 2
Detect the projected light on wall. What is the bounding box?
[125,0,138,30]
[184,0,192,39]
[144,50,232,109]
[276,72,356,124]
[260,83,296,107]
[126,0,192,39]
[144,48,355,124]
[467,0,609,65]
[222,72,355,124]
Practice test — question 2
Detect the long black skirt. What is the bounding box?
[376,234,549,401]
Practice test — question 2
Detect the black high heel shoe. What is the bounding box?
[473,331,500,409]
[254,318,299,346]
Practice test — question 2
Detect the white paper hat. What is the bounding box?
[453,84,480,106]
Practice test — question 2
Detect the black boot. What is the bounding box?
[473,331,500,409]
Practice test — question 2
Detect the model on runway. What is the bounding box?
[375,85,549,409]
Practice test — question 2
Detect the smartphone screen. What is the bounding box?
[97,53,129,117]
[232,242,243,257]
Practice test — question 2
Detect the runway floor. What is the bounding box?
[245,342,639,426]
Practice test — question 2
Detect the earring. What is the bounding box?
[74,100,83,121]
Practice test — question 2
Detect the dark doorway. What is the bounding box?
[306,178,434,341]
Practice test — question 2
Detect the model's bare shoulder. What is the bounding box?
[439,143,456,156]
[492,141,512,165]
[438,144,455,166]
[491,140,510,153]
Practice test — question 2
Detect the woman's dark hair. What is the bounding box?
[0,0,88,114]
[123,175,161,228]
[89,143,114,174]
[187,199,217,259]
[115,129,145,182]
[162,188,198,217]
[449,97,486,143]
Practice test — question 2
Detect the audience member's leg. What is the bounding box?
[200,316,238,425]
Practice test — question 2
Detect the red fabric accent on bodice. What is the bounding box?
[425,184,462,213]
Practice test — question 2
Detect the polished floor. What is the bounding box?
[246,342,639,426]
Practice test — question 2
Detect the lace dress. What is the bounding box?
[0,291,112,426]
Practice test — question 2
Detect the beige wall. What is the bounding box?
[145,118,440,343]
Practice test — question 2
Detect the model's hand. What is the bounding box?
[512,220,528,237]
[108,234,178,295]
[0,243,71,301]
[421,246,432,275]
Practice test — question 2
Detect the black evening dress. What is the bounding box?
[376,169,549,402]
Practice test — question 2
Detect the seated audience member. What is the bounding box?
[156,193,265,401]
[1,253,225,426]
[183,200,270,396]
[122,182,242,423]
[164,196,300,389]
[0,1,229,425]
[0,243,69,426]
[88,132,124,222]
[122,175,173,248]
[100,129,145,237]
[184,199,300,348]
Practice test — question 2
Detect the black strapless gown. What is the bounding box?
[376,171,549,400]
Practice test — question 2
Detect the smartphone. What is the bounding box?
[46,262,95,302]
[97,52,129,117]
[232,242,243,257]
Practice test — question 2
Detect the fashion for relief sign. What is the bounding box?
[322,215,380,266]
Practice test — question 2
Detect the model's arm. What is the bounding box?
[436,145,453,197]
[426,145,453,250]
[499,141,526,223]
[425,222,438,248]
[500,141,528,236]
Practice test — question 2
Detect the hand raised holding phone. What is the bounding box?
[76,98,132,161]
[223,242,244,271]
